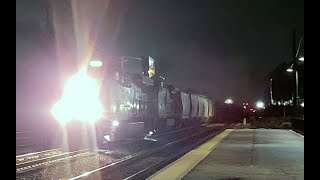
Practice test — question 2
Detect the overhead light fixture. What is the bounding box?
[298,57,304,61]
[286,68,294,72]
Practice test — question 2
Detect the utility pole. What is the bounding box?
[292,30,298,108]
[292,30,304,108]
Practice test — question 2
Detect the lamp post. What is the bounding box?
[286,62,301,107]
[287,31,303,108]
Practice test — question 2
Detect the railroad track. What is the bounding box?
[68,123,232,180]
[16,149,91,173]
[125,125,231,180]
[16,148,63,165]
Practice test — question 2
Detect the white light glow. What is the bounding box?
[112,120,120,127]
[51,68,104,125]
[301,102,304,107]
[225,98,234,104]
[104,135,111,141]
[111,105,117,113]
[256,101,265,109]
[89,60,102,67]
[299,57,304,61]
[286,68,294,72]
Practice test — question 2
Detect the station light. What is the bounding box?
[286,68,294,72]
[225,98,234,104]
[256,101,265,109]
[298,57,304,61]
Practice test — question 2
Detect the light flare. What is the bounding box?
[51,68,104,125]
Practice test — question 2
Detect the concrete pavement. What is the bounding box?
[149,129,304,180]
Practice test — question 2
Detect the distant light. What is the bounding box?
[225,98,234,104]
[159,76,166,80]
[256,101,265,109]
[149,131,154,135]
[243,106,247,109]
[299,57,304,61]
[90,60,102,67]
[301,102,304,107]
[104,135,111,141]
[112,120,120,127]
[286,68,294,72]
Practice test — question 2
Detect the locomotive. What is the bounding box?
[50,56,216,148]
[17,55,244,153]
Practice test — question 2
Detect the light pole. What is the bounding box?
[269,78,273,105]
[287,31,303,108]
[286,62,301,107]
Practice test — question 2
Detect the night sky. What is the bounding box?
[16,0,304,122]
[116,0,304,102]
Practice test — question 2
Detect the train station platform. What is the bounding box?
[148,128,304,180]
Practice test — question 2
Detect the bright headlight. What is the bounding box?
[51,68,104,125]
[112,120,120,127]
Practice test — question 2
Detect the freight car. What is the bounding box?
[92,58,216,143]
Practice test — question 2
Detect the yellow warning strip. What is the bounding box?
[147,129,233,180]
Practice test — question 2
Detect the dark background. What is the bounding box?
[16,0,304,129]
